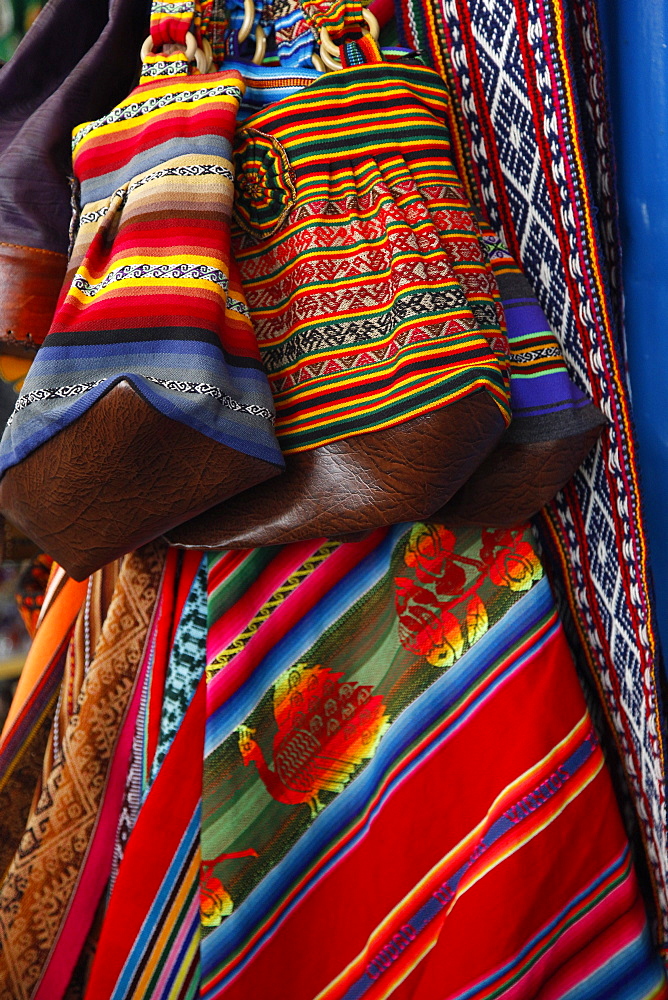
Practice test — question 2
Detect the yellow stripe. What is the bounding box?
[369,757,602,1000]
[239,204,441,256]
[273,334,491,390]
[243,227,456,289]
[289,137,451,167]
[248,73,447,123]
[73,78,243,154]
[273,334,491,395]
[77,253,228,277]
[74,93,239,152]
[275,363,494,426]
[279,378,508,451]
[269,113,448,145]
[166,932,200,1000]
[65,277,228,307]
[253,282,471,339]
[252,264,463,319]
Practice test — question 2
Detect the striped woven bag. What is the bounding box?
[0,2,285,579]
[169,0,515,548]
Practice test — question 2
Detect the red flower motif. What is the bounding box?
[424,611,464,668]
[404,524,466,594]
[395,575,436,615]
[200,872,233,927]
[489,539,542,592]
[480,528,516,565]
[466,594,489,644]
[199,848,258,927]
[396,576,464,667]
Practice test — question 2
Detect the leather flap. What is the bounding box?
[0,381,281,579]
[432,426,604,528]
[0,243,67,351]
[167,392,506,548]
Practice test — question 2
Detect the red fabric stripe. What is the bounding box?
[75,106,239,179]
[208,550,251,595]
[406,770,628,1000]
[85,675,206,1000]
[207,542,323,662]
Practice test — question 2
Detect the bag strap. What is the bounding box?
[302,0,383,69]
[149,0,198,49]
[136,0,385,88]
[232,0,382,72]
[139,0,229,78]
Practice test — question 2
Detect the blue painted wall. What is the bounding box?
[597,0,668,659]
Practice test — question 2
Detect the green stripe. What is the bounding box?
[208,550,278,626]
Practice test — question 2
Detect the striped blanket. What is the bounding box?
[5,526,652,1000]
[393,0,668,952]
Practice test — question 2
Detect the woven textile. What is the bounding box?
[81,528,668,999]
[394,0,668,953]
[272,0,319,67]
[0,573,88,887]
[225,53,601,455]
[0,67,284,477]
[231,61,511,452]
[0,543,166,1000]
[149,0,195,45]
[231,62,322,120]
[479,222,605,444]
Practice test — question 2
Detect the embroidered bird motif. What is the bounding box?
[238,663,388,818]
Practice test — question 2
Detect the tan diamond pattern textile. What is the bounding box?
[0,541,166,1000]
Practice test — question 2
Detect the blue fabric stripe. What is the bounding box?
[340,729,601,1000]
[0,373,285,475]
[36,341,228,362]
[559,925,667,1000]
[80,134,233,204]
[157,890,201,1000]
[149,561,207,789]
[27,358,271,391]
[443,847,633,1000]
[27,355,271,389]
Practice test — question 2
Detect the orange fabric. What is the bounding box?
[1,574,88,741]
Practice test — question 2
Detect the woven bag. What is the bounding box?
[0,7,285,579]
[168,5,514,548]
[171,0,604,545]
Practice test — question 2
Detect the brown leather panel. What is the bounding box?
[432,426,603,529]
[0,243,67,351]
[167,392,506,549]
[0,381,281,579]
